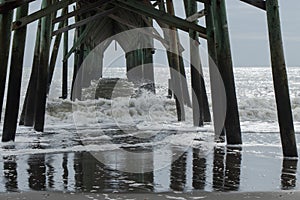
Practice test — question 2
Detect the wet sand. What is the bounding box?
[1,191,300,200]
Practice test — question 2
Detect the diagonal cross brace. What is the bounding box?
[240,0,266,10]
[0,0,36,13]
[112,0,207,38]
[12,0,77,30]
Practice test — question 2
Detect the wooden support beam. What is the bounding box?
[204,2,225,142]
[12,0,77,30]
[63,20,99,61]
[166,0,185,121]
[240,0,266,10]
[0,4,13,122]
[52,0,109,24]
[186,9,206,22]
[47,17,64,94]
[0,0,36,13]
[113,0,207,39]
[212,0,242,145]
[62,7,68,99]
[195,0,211,4]
[184,0,211,126]
[20,19,41,126]
[34,0,52,132]
[2,3,28,142]
[52,8,116,36]
[266,0,298,157]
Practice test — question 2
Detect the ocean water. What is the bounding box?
[0,66,300,193]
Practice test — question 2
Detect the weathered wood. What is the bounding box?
[195,0,211,4]
[266,0,298,157]
[142,48,155,93]
[185,0,204,126]
[47,16,64,94]
[113,0,207,39]
[186,9,206,22]
[166,0,185,121]
[185,0,211,126]
[212,0,242,145]
[52,0,109,24]
[205,2,226,142]
[20,20,41,126]
[240,0,266,10]
[0,5,13,122]
[23,20,41,126]
[34,0,52,132]
[0,0,35,13]
[63,20,98,61]
[52,8,116,36]
[62,7,68,99]
[2,3,28,142]
[177,39,192,108]
[12,0,76,30]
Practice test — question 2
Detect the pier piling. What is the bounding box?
[2,3,29,142]
[212,0,242,145]
[0,2,13,122]
[34,0,52,132]
[266,0,298,157]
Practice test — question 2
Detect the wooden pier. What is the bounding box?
[0,0,298,157]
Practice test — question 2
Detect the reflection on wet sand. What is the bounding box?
[3,156,18,192]
[193,149,206,190]
[281,159,298,190]
[0,146,298,193]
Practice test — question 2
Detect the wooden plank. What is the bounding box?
[12,0,77,30]
[52,0,109,24]
[52,8,116,36]
[240,0,266,10]
[266,0,298,157]
[113,0,207,39]
[0,0,36,13]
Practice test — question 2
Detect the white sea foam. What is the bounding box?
[1,67,300,156]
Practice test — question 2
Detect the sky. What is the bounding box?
[21,0,300,68]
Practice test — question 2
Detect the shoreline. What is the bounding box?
[1,191,300,200]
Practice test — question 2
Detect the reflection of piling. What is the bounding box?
[170,152,187,191]
[3,156,18,191]
[192,148,206,190]
[281,159,298,190]
[213,146,242,191]
[266,0,298,157]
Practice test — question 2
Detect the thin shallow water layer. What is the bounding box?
[0,127,299,193]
